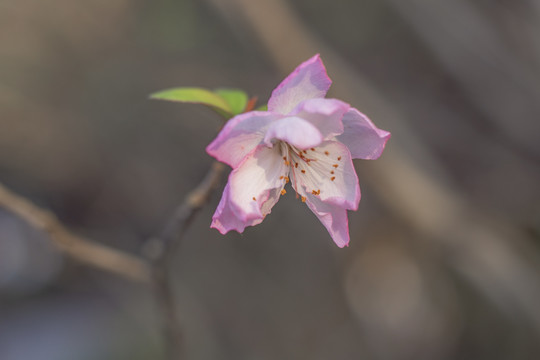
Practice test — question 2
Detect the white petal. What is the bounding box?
[304,194,351,248]
[228,145,289,222]
[211,183,265,234]
[290,141,360,210]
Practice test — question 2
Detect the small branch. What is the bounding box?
[142,160,226,360]
[0,182,151,283]
[0,160,226,360]
[143,161,226,262]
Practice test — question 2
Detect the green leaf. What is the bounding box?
[214,88,248,115]
[149,87,233,116]
[256,104,268,111]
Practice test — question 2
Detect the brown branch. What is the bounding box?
[0,160,226,360]
[143,161,226,263]
[0,159,226,360]
[0,181,151,283]
[142,160,226,360]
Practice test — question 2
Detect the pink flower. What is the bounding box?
[207,55,390,247]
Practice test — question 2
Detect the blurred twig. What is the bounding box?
[142,160,226,360]
[0,160,226,360]
[0,182,151,282]
[383,0,540,162]
[143,161,226,263]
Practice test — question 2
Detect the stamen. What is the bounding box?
[331,170,334,174]
[279,176,284,179]
[331,177,335,181]
[281,189,287,195]
[310,148,315,151]
[284,176,290,183]
[324,151,329,155]
[289,145,317,165]
[301,196,306,202]
[337,156,342,161]
[333,164,339,168]
[252,197,256,201]
[301,170,306,174]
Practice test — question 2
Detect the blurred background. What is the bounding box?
[1,0,540,359]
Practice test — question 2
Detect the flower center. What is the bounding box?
[278,141,320,202]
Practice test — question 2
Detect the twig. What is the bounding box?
[0,160,226,360]
[142,160,226,360]
[143,161,226,263]
[0,182,151,283]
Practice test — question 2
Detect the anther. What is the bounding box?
[331,177,335,181]
[281,189,287,195]
[279,176,284,179]
[252,197,257,201]
[301,196,306,202]
[284,176,290,183]
[301,170,306,174]
[324,151,329,155]
[333,164,339,168]
[337,156,342,161]
[310,148,315,151]
[331,170,334,174]
[295,163,298,168]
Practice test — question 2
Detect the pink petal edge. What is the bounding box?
[268,54,332,115]
[211,183,265,234]
[304,194,351,248]
[337,108,391,160]
[263,116,323,150]
[206,111,280,168]
[211,145,286,234]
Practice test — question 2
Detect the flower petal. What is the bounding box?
[291,98,349,140]
[228,145,288,222]
[268,54,332,115]
[337,108,391,160]
[290,140,360,210]
[211,183,265,234]
[304,194,351,248]
[263,116,323,150]
[206,111,280,168]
